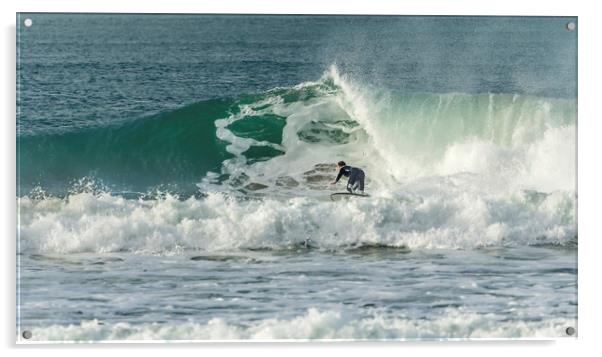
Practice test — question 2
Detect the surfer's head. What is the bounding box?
[337,161,346,169]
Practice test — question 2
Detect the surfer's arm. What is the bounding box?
[331,169,344,184]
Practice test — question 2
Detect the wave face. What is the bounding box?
[17,99,236,194]
[17,66,577,253]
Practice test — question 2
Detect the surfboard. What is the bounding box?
[330,192,370,201]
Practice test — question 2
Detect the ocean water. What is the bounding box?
[16,14,577,341]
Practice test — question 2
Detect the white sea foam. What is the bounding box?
[24,308,573,342]
[18,184,575,255]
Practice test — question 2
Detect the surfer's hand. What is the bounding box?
[330,181,336,185]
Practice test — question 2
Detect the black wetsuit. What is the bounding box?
[335,165,365,193]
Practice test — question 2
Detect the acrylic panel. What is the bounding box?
[16,14,577,342]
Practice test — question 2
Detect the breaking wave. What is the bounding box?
[17,65,577,253]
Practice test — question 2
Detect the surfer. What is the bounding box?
[330,161,365,194]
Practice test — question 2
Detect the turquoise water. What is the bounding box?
[17,14,577,341]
